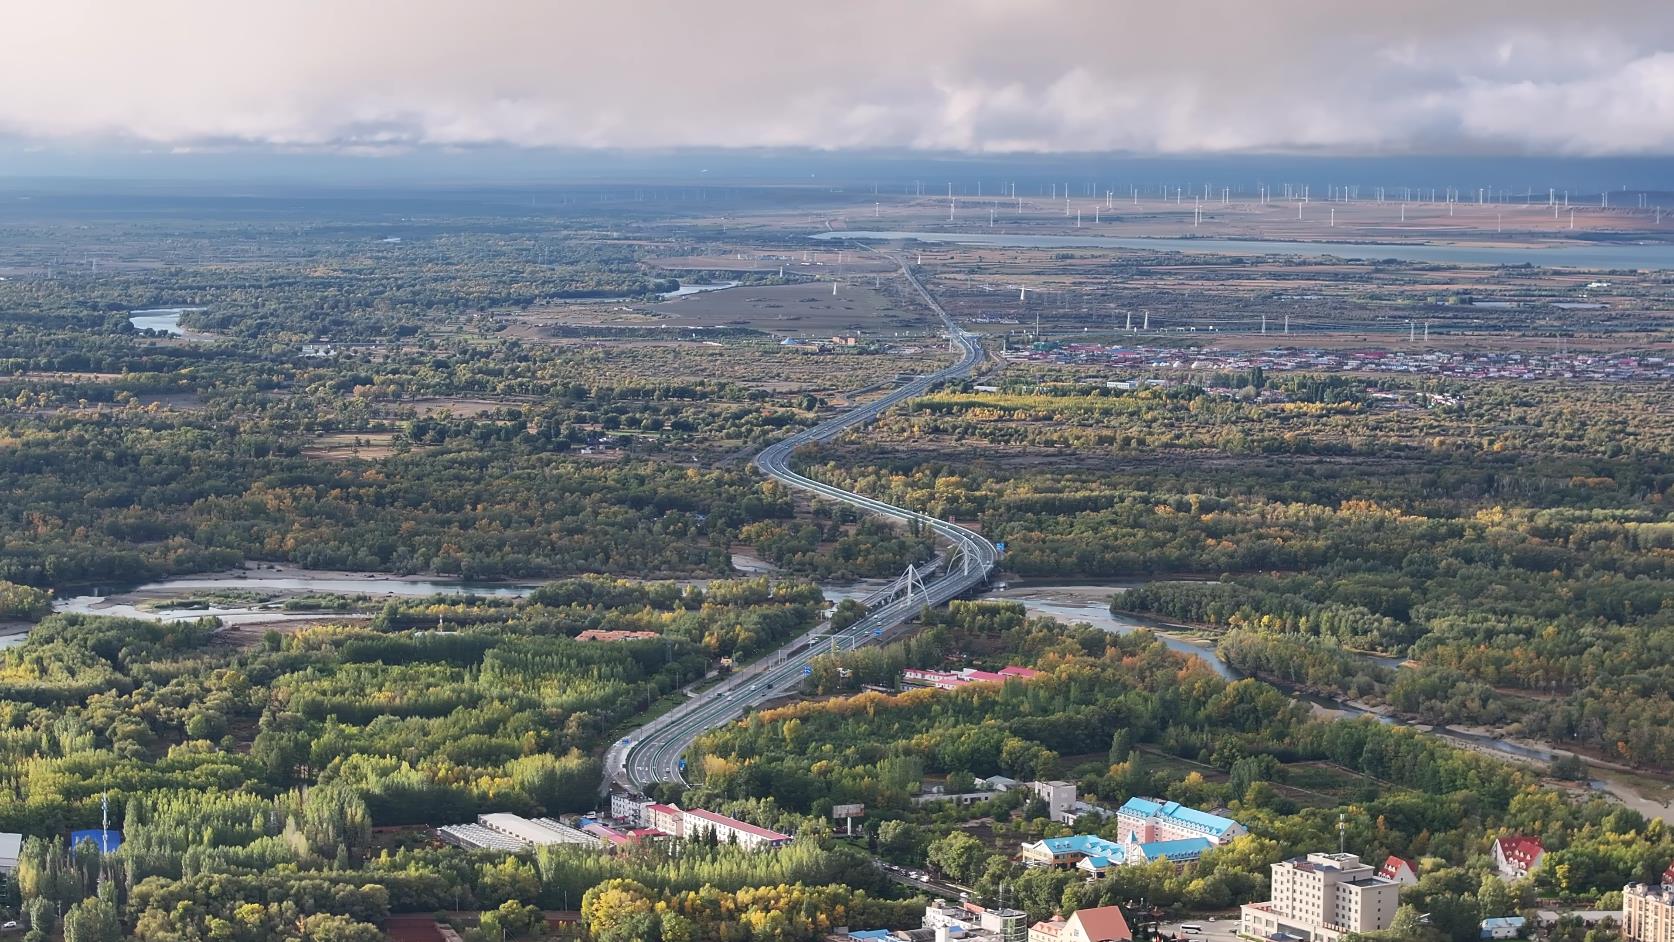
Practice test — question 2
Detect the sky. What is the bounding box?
[5,0,1673,159]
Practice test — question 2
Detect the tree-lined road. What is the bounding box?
[608,258,996,792]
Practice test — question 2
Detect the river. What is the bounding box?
[811,230,1674,270]
[129,307,207,335]
[1005,582,1672,822]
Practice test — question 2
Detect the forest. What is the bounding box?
[689,602,1672,942]
[0,574,850,940]
[804,374,1674,768]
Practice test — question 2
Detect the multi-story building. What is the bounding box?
[1115,797,1244,846]
[1032,781,1078,822]
[1026,907,1132,942]
[1239,852,1401,942]
[924,900,1027,942]
[1021,834,1125,869]
[1624,880,1674,942]
[1020,834,1211,875]
[679,808,793,850]
[609,790,649,824]
[1493,836,1545,880]
[643,802,684,837]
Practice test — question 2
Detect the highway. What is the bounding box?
[608,258,998,792]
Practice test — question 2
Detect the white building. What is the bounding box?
[610,791,649,824]
[0,832,20,875]
[925,900,1028,942]
[1032,781,1078,823]
[1625,881,1674,942]
[1027,907,1132,942]
[1240,852,1401,942]
[679,808,793,850]
[437,813,599,851]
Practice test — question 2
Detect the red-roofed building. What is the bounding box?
[1062,905,1132,942]
[1378,855,1419,886]
[1029,915,1068,942]
[902,665,1042,690]
[1493,836,1545,880]
[643,803,683,838]
[1664,861,1674,886]
[680,808,793,850]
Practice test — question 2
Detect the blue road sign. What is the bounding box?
[802,666,813,675]
[995,541,1006,553]
[873,628,883,636]
[678,759,687,771]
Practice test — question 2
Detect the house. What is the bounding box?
[902,665,1042,691]
[1115,797,1245,846]
[1377,855,1419,886]
[1492,836,1545,880]
[1057,906,1132,942]
[1480,916,1528,939]
[1029,915,1068,942]
[1239,852,1401,942]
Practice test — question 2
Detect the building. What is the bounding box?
[902,665,1042,691]
[1061,907,1132,942]
[1022,834,1127,869]
[0,832,20,875]
[1377,855,1419,886]
[644,803,684,837]
[610,790,649,824]
[1493,836,1545,880]
[1022,833,1212,875]
[1032,781,1078,823]
[438,813,601,851]
[1029,916,1067,942]
[680,808,793,850]
[1480,916,1529,939]
[924,900,1027,942]
[1125,837,1214,868]
[1115,797,1244,846]
[1239,852,1401,942]
[1625,881,1674,942]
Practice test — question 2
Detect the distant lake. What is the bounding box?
[660,281,739,299]
[129,306,206,335]
[812,230,1674,270]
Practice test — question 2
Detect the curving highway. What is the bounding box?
[607,257,997,792]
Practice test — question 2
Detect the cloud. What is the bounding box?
[2,0,1671,156]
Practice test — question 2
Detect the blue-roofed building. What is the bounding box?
[1129,837,1214,866]
[1116,796,1245,847]
[1021,833,1128,869]
[1479,916,1528,940]
[845,931,893,941]
[68,829,122,857]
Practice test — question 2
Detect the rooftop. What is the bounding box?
[684,808,793,843]
[1117,796,1240,836]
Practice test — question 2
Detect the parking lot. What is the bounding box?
[1157,918,1241,942]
